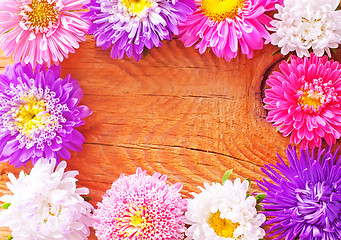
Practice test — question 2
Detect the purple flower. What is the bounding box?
[0,63,92,167]
[83,0,196,61]
[258,145,341,240]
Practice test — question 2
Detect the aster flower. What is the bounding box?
[178,0,279,61]
[0,0,89,67]
[0,158,93,240]
[93,168,187,239]
[264,53,341,149]
[83,0,195,61]
[0,63,92,167]
[258,145,341,240]
[185,172,266,240]
[270,0,341,58]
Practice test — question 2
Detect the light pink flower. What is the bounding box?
[93,168,187,240]
[178,0,280,61]
[0,0,89,67]
[264,53,341,149]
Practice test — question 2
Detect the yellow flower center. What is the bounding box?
[296,78,338,113]
[298,90,324,112]
[121,0,152,15]
[9,96,50,137]
[130,214,144,227]
[25,0,59,28]
[207,211,240,238]
[118,207,153,238]
[201,0,245,22]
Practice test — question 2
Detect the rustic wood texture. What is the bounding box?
[0,36,340,239]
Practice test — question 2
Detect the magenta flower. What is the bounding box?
[93,168,187,239]
[0,63,92,167]
[264,53,341,149]
[178,0,279,61]
[0,0,89,68]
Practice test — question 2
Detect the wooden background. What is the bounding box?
[0,36,340,239]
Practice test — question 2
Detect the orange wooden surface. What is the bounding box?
[0,36,340,239]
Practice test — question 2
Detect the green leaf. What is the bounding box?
[272,48,281,56]
[246,193,251,198]
[82,196,92,202]
[2,203,11,209]
[7,235,13,240]
[275,124,284,132]
[255,204,264,211]
[246,178,251,190]
[255,194,266,203]
[286,55,291,62]
[222,170,233,184]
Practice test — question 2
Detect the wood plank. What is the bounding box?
[0,36,340,239]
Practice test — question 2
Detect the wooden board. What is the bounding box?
[0,36,340,239]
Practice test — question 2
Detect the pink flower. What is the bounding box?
[93,168,187,240]
[264,53,341,149]
[0,0,89,68]
[178,0,279,61]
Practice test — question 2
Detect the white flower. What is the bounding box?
[270,0,341,57]
[185,178,265,240]
[0,158,93,240]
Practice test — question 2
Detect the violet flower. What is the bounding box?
[0,63,92,167]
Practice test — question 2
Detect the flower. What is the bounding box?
[258,145,341,240]
[0,0,89,68]
[264,53,341,149]
[178,0,279,61]
[93,168,187,239]
[0,63,92,167]
[270,0,341,58]
[185,178,265,240]
[83,0,195,61]
[0,158,93,240]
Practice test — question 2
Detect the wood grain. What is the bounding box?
[0,36,340,239]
